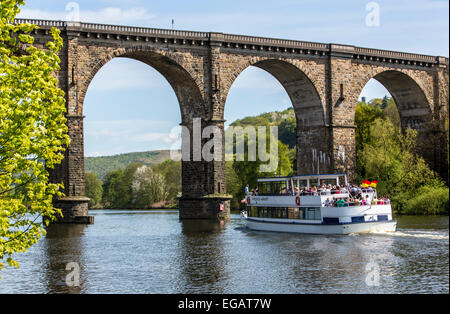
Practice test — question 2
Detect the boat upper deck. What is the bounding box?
[247,173,388,209]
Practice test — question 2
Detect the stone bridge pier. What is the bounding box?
[19,19,448,223]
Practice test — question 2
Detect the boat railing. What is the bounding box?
[326,198,390,208]
[249,193,296,197]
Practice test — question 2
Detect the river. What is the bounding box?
[0,210,448,294]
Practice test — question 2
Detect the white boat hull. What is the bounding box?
[244,218,397,235]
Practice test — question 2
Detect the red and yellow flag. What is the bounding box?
[362,180,377,188]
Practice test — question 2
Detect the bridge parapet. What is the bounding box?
[15,18,447,69]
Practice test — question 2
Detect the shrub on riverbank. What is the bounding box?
[401,185,449,215]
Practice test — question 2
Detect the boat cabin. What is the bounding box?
[256,174,349,196]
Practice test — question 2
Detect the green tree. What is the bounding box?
[85,172,102,209]
[230,130,293,207]
[225,161,242,209]
[102,169,124,208]
[132,166,168,208]
[278,118,296,149]
[151,160,181,201]
[116,162,142,208]
[277,141,293,177]
[0,1,69,274]
[383,97,401,129]
[355,102,385,179]
[359,118,444,212]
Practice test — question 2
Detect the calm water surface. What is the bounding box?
[0,210,448,294]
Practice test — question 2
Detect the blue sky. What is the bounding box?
[18,0,449,156]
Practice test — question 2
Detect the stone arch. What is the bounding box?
[78,47,206,123]
[352,69,433,129]
[348,68,447,179]
[221,57,326,127]
[75,46,214,217]
[221,57,330,175]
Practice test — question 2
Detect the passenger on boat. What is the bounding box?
[323,198,332,207]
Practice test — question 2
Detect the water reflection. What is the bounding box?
[176,220,228,293]
[42,224,87,294]
[0,212,447,294]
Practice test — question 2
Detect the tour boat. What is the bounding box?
[241,174,397,235]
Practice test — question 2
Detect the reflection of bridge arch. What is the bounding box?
[21,19,448,222]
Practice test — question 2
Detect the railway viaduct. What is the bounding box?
[16,18,449,222]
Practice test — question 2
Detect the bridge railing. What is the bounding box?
[14,18,66,28]
[355,46,436,63]
[13,18,447,64]
[221,33,329,50]
[79,22,210,39]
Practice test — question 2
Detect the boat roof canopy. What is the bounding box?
[257,174,347,183]
[292,174,347,180]
[257,176,291,183]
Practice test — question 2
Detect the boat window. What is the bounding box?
[323,217,339,224]
[258,180,289,195]
[296,179,308,188]
[258,207,272,218]
[249,207,258,217]
[271,181,288,195]
[309,178,319,188]
[272,208,288,219]
[320,178,337,186]
[304,207,321,220]
[288,207,300,219]
[258,182,271,195]
[298,208,305,220]
[253,207,321,220]
[351,216,364,223]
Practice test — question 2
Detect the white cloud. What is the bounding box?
[131,132,174,143]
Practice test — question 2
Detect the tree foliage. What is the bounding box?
[0,0,69,274]
[85,172,102,208]
[97,160,181,209]
[131,165,168,208]
[101,168,125,208]
[359,118,447,214]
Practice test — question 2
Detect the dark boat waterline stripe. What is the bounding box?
[245,218,397,226]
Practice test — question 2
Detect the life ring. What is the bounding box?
[295,196,300,206]
[247,197,251,205]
